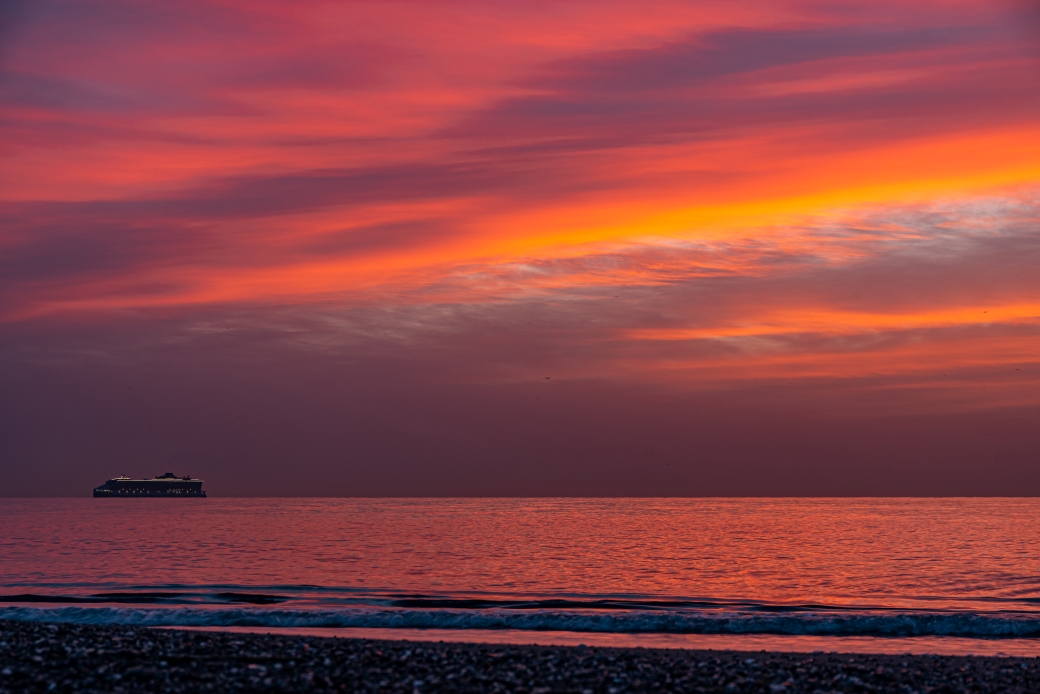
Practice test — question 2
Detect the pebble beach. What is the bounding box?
[3,619,1040,693]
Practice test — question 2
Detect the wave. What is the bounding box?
[0,592,286,605]
[4,605,1040,638]
[0,593,866,611]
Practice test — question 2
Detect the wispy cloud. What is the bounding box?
[2,0,1039,492]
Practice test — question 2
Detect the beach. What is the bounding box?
[3,620,1039,693]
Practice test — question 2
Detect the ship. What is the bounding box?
[93,472,207,498]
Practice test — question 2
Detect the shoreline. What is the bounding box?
[163,625,1040,658]
[3,620,1040,692]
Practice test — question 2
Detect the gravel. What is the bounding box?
[2,619,1040,692]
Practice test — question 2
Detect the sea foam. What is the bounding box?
[4,605,1040,638]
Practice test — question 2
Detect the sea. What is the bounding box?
[3,498,1040,656]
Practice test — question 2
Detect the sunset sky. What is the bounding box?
[2,0,1039,496]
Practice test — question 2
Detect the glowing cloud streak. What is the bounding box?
[1,0,1039,415]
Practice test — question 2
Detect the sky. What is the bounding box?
[1,0,1039,496]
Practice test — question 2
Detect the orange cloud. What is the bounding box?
[2,0,1039,416]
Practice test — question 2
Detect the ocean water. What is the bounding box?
[3,498,1040,655]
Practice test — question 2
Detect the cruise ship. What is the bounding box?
[93,472,207,498]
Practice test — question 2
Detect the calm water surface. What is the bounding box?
[3,498,1040,652]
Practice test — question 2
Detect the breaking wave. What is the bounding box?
[4,605,1040,639]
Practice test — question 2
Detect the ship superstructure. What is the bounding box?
[93,472,207,497]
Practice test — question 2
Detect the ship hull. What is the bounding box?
[93,489,207,497]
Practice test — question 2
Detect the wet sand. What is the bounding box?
[2,619,1040,693]
[174,624,1040,658]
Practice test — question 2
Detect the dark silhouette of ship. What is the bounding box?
[93,472,207,498]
